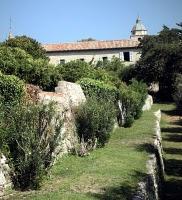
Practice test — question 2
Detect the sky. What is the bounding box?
[0,0,182,44]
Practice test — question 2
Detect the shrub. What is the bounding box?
[90,68,114,84]
[78,78,118,103]
[0,101,62,190]
[58,60,93,82]
[75,98,116,147]
[173,73,182,111]
[129,79,148,119]
[119,80,147,127]
[0,73,25,106]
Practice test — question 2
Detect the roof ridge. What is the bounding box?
[43,39,137,46]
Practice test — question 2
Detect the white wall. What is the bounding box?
[47,48,141,65]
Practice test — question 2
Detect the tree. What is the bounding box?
[2,35,48,60]
[134,23,182,99]
[78,38,96,42]
[0,46,61,91]
[58,60,94,82]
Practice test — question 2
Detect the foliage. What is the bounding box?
[134,24,182,99]
[0,46,61,91]
[75,98,116,147]
[0,72,25,106]
[95,57,125,85]
[78,38,96,42]
[119,80,147,127]
[121,64,136,83]
[58,60,94,82]
[11,104,161,200]
[89,68,115,84]
[0,101,62,190]
[3,35,48,60]
[78,78,118,103]
[173,73,182,111]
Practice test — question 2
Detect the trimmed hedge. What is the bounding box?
[118,80,147,127]
[77,78,118,103]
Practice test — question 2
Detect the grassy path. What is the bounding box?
[160,104,182,200]
[7,105,160,200]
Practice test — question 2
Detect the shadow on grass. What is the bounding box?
[163,179,182,200]
[88,184,134,200]
[164,158,182,177]
[161,109,180,116]
[87,171,147,200]
[135,143,155,154]
[170,120,182,126]
[163,147,182,155]
[161,127,182,134]
[163,134,182,142]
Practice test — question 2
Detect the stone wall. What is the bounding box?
[39,81,86,160]
[133,110,164,200]
[142,95,153,111]
[0,154,11,197]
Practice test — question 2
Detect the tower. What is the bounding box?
[8,17,14,40]
[130,16,148,41]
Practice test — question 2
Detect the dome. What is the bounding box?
[131,16,148,36]
[130,17,148,41]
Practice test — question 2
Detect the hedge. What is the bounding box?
[77,78,118,103]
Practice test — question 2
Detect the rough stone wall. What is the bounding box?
[133,110,164,200]
[0,154,11,197]
[142,95,153,111]
[39,81,86,160]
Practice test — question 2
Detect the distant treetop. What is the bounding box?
[78,38,96,42]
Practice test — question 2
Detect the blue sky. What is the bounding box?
[0,0,181,44]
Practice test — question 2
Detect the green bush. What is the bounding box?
[0,46,61,91]
[90,68,114,84]
[173,73,182,111]
[119,80,147,127]
[129,79,148,119]
[78,78,118,103]
[0,73,25,106]
[58,60,93,82]
[75,98,116,147]
[0,101,62,190]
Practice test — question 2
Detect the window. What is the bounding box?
[60,59,65,64]
[102,57,108,62]
[123,52,130,61]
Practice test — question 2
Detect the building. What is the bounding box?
[43,17,148,65]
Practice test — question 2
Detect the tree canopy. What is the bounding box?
[2,35,48,60]
[134,23,182,99]
[0,46,61,91]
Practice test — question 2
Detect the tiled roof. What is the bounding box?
[43,39,139,52]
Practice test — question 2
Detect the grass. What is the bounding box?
[160,104,182,200]
[7,104,161,200]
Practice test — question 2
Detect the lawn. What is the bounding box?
[7,104,161,200]
[160,104,182,200]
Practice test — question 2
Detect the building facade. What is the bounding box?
[43,17,148,65]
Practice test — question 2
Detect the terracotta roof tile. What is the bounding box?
[43,39,139,52]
